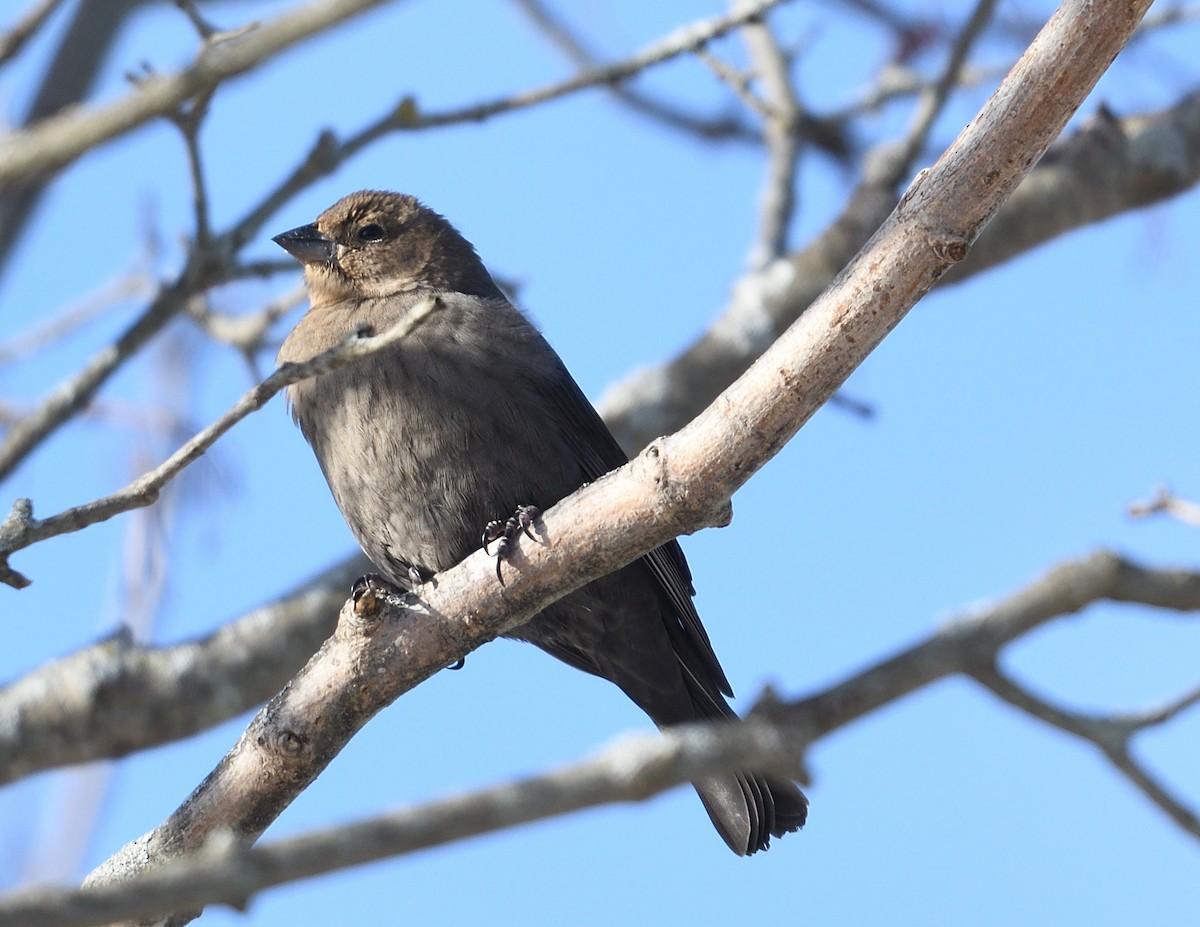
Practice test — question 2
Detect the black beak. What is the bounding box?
[273,224,335,264]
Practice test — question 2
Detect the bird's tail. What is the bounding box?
[674,668,808,855]
[692,767,808,856]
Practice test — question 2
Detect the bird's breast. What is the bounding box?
[287,316,583,581]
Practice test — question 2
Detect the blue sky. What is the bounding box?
[1,1,1198,924]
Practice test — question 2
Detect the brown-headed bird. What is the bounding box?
[274,190,807,855]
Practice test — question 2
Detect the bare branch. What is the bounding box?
[1128,484,1200,527]
[891,0,1000,181]
[0,270,155,365]
[696,48,773,119]
[772,551,1200,735]
[511,0,762,145]
[167,88,218,249]
[599,85,1200,454]
[739,0,805,269]
[0,297,442,588]
[5,720,808,927]
[0,278,190,485]
[173,0,222,40]
[0,0,394,187]
[0,0,67,66]
[185,283,308,365]
[50,6,1153,920]
[969,662,1200,838]
[831,61,1006,123]
[223,0,803,255]
[0,556,364,783]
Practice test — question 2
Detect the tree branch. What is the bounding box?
[0,555,364,784]
[510,0,763,147]
[968,661,1200,838]
[0,0,394,187]
[599,84,1200,455]
[3,721,808,927]
[738,0,805,269]
[776,551,1200,736]
[0,297,442,588]
[1128,484,1200,527]
[50,5,1152,922]
[0,0,68,66]
[6,549,1196,925]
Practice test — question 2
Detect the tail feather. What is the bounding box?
[695,771,808,856]
[676,657,809,854]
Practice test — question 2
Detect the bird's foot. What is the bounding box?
[406,564,429,596]
[349,572,410,616]
[481,504,542,585]
[351,572,403,601]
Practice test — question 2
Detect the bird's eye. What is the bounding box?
[357,223,386,243]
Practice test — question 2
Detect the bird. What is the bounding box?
[274,190,807,855]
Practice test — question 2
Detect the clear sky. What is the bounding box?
[1,1,1197,925]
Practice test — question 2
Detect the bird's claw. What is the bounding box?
[481,504,542,585]
[351,572,402,601]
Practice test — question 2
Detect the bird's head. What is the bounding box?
[273,190,498,305]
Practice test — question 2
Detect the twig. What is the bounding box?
[829,62,1003,122]
[225,0,801,253]
[0,0,67,66]
[695,48,773,119]
[186,283,308,359]
[511,0,761,145]
[598,82,1200,456]
[969,661,1200,838]
[0,0,394,186]
[0,277,186,484]
[0,297,443,589]
[0,555,365,784]
[3,721,807,927]
[880,0,1000,188]
[53,7,1156,921]
[0,270,154,365]
[738,0,806,269]
[1128,484,1200,527]
[167,87,217,248]
[172,0,220,40]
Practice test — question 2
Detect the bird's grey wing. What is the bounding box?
[541,364,734,698]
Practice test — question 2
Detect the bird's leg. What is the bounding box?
[481,504,542,585]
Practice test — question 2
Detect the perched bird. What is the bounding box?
[274,190,807,855]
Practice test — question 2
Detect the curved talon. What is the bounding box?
[482,504,542,585]
[516,504,541,541]
[447,657,466,671]
[482,519,504,555]
[352,572,398,600]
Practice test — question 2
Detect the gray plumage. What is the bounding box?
[275,190,807,855]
